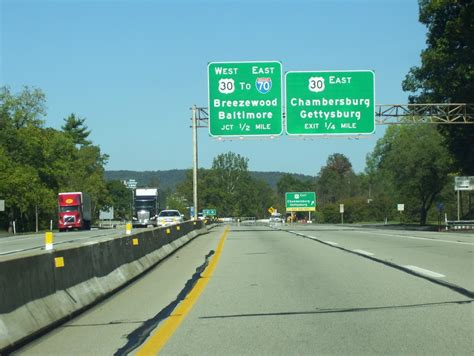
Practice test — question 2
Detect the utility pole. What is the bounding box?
[192,105,198,219]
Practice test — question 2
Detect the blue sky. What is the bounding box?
[1,0,426,176]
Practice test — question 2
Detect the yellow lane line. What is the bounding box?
[136,225,231,355]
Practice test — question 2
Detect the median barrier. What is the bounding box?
[0,220,207,352]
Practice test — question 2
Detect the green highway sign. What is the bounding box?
[285,70,375,135]
[202,209,217,216]
[208,61,283,137]
[285,192,316,212]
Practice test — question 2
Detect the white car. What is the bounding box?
[269,214,283,224]
[157,210,184,226]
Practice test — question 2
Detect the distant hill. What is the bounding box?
[105,169,314,191]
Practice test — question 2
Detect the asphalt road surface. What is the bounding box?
[14,224,474,355]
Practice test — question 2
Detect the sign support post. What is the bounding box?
[397,204,405,224]
[457,190,460,221]
[454,177,474,221]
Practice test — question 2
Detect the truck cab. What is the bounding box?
[133,188,159,227]
[58,192,91,231]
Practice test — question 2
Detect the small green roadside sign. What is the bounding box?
[202,209,217,216]
[285,70,375,135]
[208,61,283,137]
[285,192,316,212]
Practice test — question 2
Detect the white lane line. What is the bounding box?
[353,230,474,246]
[353,249,374,256]
[296,233,340,247]
[403,265,446,278]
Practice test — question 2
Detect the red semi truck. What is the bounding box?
[58,192,92,231]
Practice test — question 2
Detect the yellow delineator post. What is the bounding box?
[132,238,139,246]
[126,223,132,235]
[45,231,54,251]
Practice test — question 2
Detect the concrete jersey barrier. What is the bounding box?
[0,221,207,352]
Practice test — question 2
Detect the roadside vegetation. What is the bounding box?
[0,86,118,232]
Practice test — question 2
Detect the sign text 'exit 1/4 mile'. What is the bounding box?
[208,61,283,137]
[285,70,375,135]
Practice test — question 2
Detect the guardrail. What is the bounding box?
[446,220,474,230]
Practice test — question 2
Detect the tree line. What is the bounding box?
[173,136,462,225]
[0,86,131,232]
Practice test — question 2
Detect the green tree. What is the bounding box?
[244,178,276,218]
[212,152,249,195]
[212,152,252,216]
[316,153,358,204]
[402,0,474,174]
[276,174,312,197]
[166,193,188,215]
[106,180,131,220]
[176,152,275,218]
[367,124,453,225]
[61,113,92,146]
[0,86,110,231]
[0,86,46,129]
[66,145,110,218]
[176,168,213,213]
